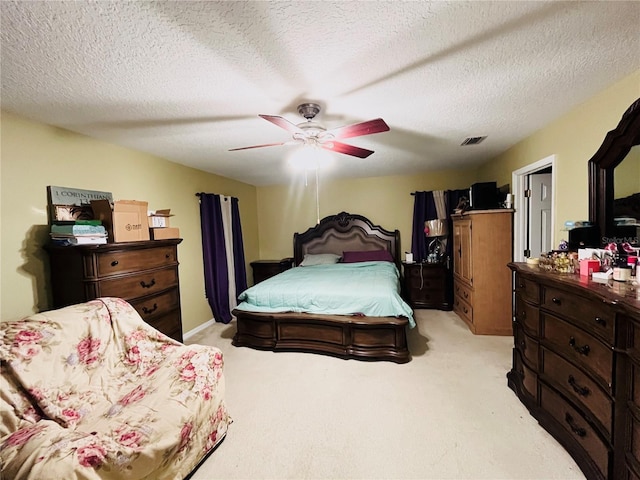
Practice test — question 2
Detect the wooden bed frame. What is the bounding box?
[232,212,411,363]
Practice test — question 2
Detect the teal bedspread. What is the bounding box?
[236,261,415,327]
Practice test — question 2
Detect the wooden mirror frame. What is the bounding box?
[588,97,640,244]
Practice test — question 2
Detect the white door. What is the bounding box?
[528,173,553,258]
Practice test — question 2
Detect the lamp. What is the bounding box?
[424,219,449,263]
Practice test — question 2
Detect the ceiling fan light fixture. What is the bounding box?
[288,145,333,172]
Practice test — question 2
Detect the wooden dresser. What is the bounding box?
[45,239,183,342]
[402,261,451,310]
[508,263,640,480]
[451,209,513,335]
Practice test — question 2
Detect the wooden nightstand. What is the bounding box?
[402,261,451,310]
[250,258,294,284]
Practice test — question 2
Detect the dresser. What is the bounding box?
[45,239,183,342]
[250,258,293,284]
[451,209,513,335]
[508,263,640,480]
[402,261,451,310]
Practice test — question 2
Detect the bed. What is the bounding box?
[231,212,414,363]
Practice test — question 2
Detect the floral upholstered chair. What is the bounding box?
[0,297,231,480]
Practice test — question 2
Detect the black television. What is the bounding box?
[469,181,499,210]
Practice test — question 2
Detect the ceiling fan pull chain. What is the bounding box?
[315,167,320,225]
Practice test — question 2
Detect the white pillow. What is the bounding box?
[299,253,341,266]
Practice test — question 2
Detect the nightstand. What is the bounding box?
[402,261,451,310]
[250,258,294,284]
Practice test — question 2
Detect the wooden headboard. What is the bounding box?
[293,212,401,267]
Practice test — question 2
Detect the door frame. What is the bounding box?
[512,154,557,262]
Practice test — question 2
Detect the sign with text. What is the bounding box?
[47,186,113,206]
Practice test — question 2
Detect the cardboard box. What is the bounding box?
[148,209,174,228]
[579,259,600,277]
[91,200,150,242]
[150,227,180,240]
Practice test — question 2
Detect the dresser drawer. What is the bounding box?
[513,348,538,402]
[453,280,473,305]
[145,309,182,342]
[541,347,613,437]
[130,288,180,323]
[98,267,178,299]
[540,384,610,479]
[515,294,540,336]
[515,273,540,304]
[96,246,177,277]
[630,415,640,473]
[630,361,640,411]
[453,294,473,325]
[541,285,615,344]
[542,313,613,389]
[407,264,442,280]
[407,286,445,304]
[625,466,640,480]
[514,323,539,370]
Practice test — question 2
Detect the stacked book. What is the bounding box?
[50,221,108,245]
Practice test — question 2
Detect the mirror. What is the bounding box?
[614,145,640,217]
[588,98,640,245]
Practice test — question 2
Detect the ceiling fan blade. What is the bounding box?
[259,114,304,134]
[228,142,287,152]
[325,118,389,140]
[322,140,374,158]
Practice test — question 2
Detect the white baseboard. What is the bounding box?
[183,318,216,341]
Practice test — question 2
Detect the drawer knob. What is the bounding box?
[142,303,158,315]
[140,278,156,289]
[519,283,525,289]
[564,413,586,438]
[594,317,606,327]
[551,297,561,305]
[463,291,469,299]
[521,311,526,319]
[111,260,119,267]
[568,336,590,356]
[519,340,526,350]
[567,375,590,396]
[165,253,171,259]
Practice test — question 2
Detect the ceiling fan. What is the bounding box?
[229,103,390,158]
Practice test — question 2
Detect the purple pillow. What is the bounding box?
[341,250,394,263]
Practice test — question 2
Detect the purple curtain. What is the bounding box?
[199,193,247,324]
[411,191,437,262]
[230,197,248,295]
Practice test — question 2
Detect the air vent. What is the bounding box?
[460,136,487,146]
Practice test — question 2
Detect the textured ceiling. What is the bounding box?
[1,1,639,186]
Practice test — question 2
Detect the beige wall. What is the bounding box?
[477,69,640,246]
[256,169,478,260]
[0,111,259,332]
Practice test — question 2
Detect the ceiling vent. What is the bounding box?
[460,136,487,146]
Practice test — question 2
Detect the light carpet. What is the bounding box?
[186,309,585,480]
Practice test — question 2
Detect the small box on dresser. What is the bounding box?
[45,239,183,342]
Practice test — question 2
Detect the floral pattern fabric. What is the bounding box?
[0,297,231,480]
